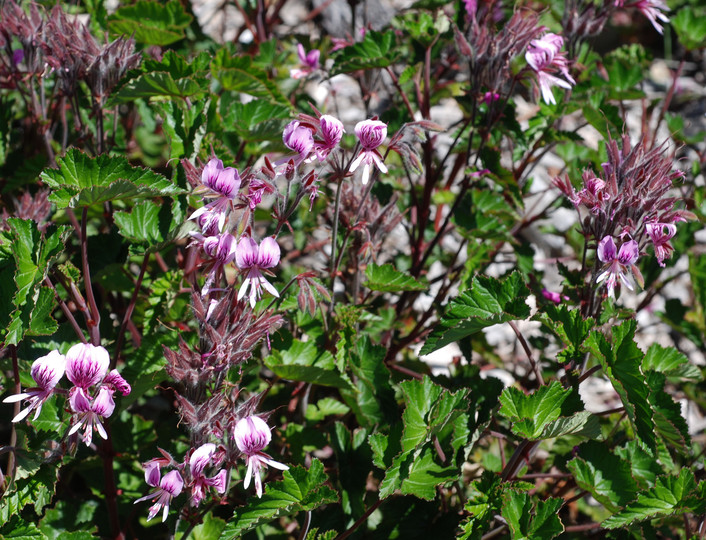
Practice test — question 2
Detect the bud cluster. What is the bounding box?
[554,136,694,299]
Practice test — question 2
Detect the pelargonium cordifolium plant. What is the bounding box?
[0,0,705,538]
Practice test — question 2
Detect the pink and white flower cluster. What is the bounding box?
[188,156,282,307]
[280,114,390,186]
[3,343,131,446]
[135,443,228,522]
[136,416,287,521]
[554,136,693,297]
[282,114,345,166]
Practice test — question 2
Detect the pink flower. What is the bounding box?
[596,236,642,298]
[349,119,388,185]
[314,115,345,160]
[233,416,289,498]
[201,158,241,200]
[541,289,568,304]
[290,43,320,79]
[574,173,610,212]
[246,178,274,211]
[189,443,227,507]
[283,121,315,165]
[203,233,237,265]
[330,37,353,53]
[3,350,66,423]
[616,0,669,34]
[200,233,237,296]
[525,33,575,105]
[464,0,478,18]
[196,207,226,236]
[67,385,115,445]
[189,158,242,224]
[65,343,110,389]
[646,222,677,267]
[482,91,501,104]
[235,237,281,308]
[135,466,184,522]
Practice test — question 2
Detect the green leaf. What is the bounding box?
[2,220,69,346]
[602,470,706,529]
[264,339,353,389]
[568,441,638,513]
[27,287,59,336]
[114,199,185,252]
[218,459,338,538]
[41,149,183,208]
[452,189,517,241]
[539,411,601,440]
[642,343,702,381]
[501,491,564,540]
[363,263,428,293]
[586,320,655,451]
[671,7,706,50]
[107,0,192,46]
[377,377,471,499]
[30,398,66,434]
[0,518,48,539]
[110,50,211,105]
[421,271,530,354]
[397,377,469,453]
[305,398,350,422]
[458,472,504,539]
[111,72,204,103]
[499,382,582,440]
[211,49,290,106]
[536,305,594,364]
[221,98,292,142]
[0,464,58,523]
[604,45,647,93]
[645,371,690,454]
[341,335,397,427]
[330,30,397,75]
[155,99,208,160]
[329,423,371,517]
[176,516,226,539]
[614,442,664,490]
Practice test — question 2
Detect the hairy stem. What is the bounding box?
[44,276,87,343]
[81,207,101,345]
[335,498,383,540]
[114,252,150,368]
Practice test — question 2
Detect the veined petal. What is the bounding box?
[348,153,364,173]
[371,153,388,174]
[95,418,108,440]
[237,278,252,302]
[361,163,371,185]
[261,277,280,298]
[243,458,253,490]
[11,405,34,423]
[3,392,31,403]
[262,457,290,471]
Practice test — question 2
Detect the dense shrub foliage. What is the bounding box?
[0,0,705,538]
